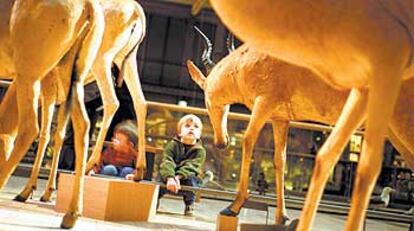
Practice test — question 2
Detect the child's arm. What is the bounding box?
[176,147,206,179]
[159,141,178,181]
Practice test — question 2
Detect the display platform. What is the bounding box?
[55,173,159,221]
[0,176,410,231]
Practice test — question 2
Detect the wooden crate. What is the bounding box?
[55,173,159,221]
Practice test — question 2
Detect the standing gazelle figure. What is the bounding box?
[1,0,147,203]
[0,0,104,228]
[188,44,414,225]
[206,1,414,230]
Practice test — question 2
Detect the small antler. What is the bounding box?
[226,32,235,53]
[194,25,215,73]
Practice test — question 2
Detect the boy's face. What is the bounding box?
[112,132,133,153]
[179,119,202,145]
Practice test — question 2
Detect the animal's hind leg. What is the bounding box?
[0,79,41,189]
[60,8,103,227]
[387,127,414,171]
[85,57,119,174]
[61,82,90,229]
[345,71,403,231]
[296,89,367,231]
[271,120,289,225]
[60,2,104,227]
[122,50,147,180]
[220,97,274,216]
[15,78,57,202]
[41,105,70,202]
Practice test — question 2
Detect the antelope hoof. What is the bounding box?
[85,163,96,175]
[40,195,51,202]
[279,215,290,225]
[215,135,230,150]
[40,188,54,202]
[13,194,28,202]
[133,168,145,181]
[286,218,299,231]
[215,142,227,150]
[60,212,80,229]
[219,205,239,217]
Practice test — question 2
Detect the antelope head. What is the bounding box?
[187,60,230,149]
[187,27,236,149]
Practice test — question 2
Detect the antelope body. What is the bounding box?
[0,0,147,205]
[188,44,414,226]
[0,0,105,228]
[208,1,414,230]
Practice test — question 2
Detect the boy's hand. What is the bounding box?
[125,174,135,180]
[166,177,180,193]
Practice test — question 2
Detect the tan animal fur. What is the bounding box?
[0,0,104,228]
[206,1,414,230]
[188,44,414,226]
[0,0,147,203]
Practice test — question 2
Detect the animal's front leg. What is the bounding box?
[220,97,274,216]
[122,49,148,182]
[271,120,289,225]
[133,155,146,181]
[85,58,119,174]
[297,89,367,231]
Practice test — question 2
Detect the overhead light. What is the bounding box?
[177,100,188,107]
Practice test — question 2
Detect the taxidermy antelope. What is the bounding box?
[0,0,147,205]
[0,0,105,228]
[188,41,414,225]
[201,0,414,230]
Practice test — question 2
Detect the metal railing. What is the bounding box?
[148,101,364,135]
[0,78,362,135]
[0,79,11,88]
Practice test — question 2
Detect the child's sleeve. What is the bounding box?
[159,141,177,181]
[176,147,206,179]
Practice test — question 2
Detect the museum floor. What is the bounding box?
[0,176,410,231]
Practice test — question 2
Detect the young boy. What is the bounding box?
[89,120,138,179]
[158,114,206,216]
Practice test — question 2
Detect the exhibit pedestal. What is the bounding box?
[55,173,159,221]
[216,214,238,231]
[240,219,299,231]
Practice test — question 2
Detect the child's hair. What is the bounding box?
[177,114,203,134]
[114,120,138,147]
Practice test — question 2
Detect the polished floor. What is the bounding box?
[0,176,410,231]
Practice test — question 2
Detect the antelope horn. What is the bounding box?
[226,32,235,53]
[193,25,215,73]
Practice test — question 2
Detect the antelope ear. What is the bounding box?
[187,60,206,90]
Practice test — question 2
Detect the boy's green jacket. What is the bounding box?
[160,137,206,181]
